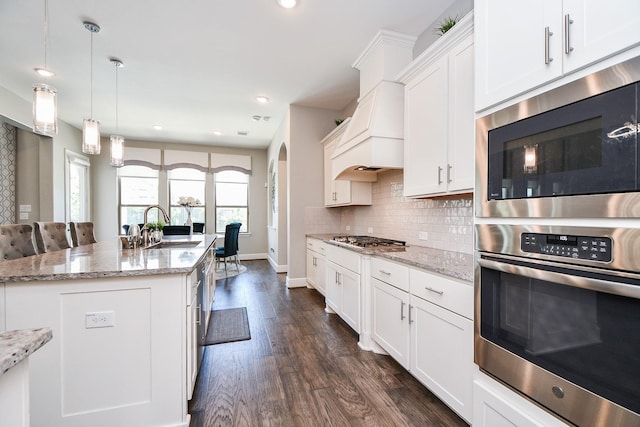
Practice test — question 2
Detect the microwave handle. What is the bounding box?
[478,257,640,299]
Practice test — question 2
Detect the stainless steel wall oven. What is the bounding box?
[475,56,640,427]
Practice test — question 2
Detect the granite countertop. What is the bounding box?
[0,234,217,283]
[0,328,53,375]
[307,233,473,283]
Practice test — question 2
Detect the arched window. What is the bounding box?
[118,165,159,231]
[168,168,206,225]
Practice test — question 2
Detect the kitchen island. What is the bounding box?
[0,234,217,427]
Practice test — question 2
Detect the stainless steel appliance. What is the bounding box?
[475,55,640,219]
[332,235,406,248]
[475,224,640,427]
[475,56,640,426]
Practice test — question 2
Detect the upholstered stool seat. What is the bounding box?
[33,222,71,254]
[69,222,97,247]
[0,224,37,261]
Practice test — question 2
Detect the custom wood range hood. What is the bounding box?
[331,30,416,182]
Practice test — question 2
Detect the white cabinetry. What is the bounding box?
[325,245,361,333]
[370,257,474,423]
[475,0,640,111]
[322,118,372,207]
[399,13,474,197]
[371,258,410,369]
[473,373,570,427]
[186,268,200,400]
[306,238,326,296]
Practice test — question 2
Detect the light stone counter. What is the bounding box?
[0,234,217,282]
[0,327,52,375]
[307,233,473,283]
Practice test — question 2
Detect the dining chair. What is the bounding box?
[0,224,37,261]
[192,222,205,234]
[215,222,242,275]
[69,222,97,247]
[33,222,71,254]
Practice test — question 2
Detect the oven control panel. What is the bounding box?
[521,233,612,262]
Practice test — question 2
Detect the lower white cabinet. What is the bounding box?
[186,269,200,400]
[325,245,361,333]
[473,373,570,427]
[410,294,473,423]
[326,260,361,333]
[306,238,326,296]
[372,278,410,369]
[371,258,473,424]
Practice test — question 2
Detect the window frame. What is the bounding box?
[117,165,160,231]
[167,168,206,226]
[214,170,249,234]
[65,149,91,223]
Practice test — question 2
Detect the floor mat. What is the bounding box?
[204,307,251,345]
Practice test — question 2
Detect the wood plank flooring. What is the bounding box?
[189,260,468,427]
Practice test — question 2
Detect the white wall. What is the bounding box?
[1,86,83,223]
[413,0,473,57]
[267,105,339,287]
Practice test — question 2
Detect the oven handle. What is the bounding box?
[479,257,640,299]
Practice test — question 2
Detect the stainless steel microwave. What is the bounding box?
[476,56,640,219]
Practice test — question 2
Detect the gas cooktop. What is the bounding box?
[332,235,406,248]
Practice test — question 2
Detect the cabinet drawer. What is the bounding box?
[306,237,319,251]
[326,244,361,274]
[371,257,409,292]
[409,268,473,319]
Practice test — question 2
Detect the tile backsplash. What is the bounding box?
[306,169,474,254]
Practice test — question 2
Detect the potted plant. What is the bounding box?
[435,16,459,36]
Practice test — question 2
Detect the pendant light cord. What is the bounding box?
[90,30,93,119]
[115,63,119,132]
[43,0,49,81]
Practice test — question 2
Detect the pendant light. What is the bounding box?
[82,21,101,155]
[33,0,57,136]
[109,59,125,167]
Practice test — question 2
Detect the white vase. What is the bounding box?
[185,209,193,234]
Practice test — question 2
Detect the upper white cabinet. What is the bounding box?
[322,118,372,207]
[475,0,640,111]
[398,12,475,197]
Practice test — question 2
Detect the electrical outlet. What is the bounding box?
[85,311,115,329]
[419,231,429,240]
[367,227,373,234]
[345,225,350,231]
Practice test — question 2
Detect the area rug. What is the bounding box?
[204,307,251,345]
[214,264,247,280]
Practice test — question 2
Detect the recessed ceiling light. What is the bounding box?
[34,68,55,77]
[256,96,269,104]
[152,124,163,130]
[213,130,222,136]
[277,0,297,8]
[263,116,271,122]
[252,115,261,121]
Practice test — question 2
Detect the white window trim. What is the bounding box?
[65,149,91,223]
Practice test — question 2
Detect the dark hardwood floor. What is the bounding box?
[189,260,468,427]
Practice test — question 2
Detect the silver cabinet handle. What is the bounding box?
[447,164,453,183]
[400,301,406,320]
[544,26,554,64]
[437,166,443,184]
[379,270,391,276]
[408,304,413,324]
[425,286,444,295]
[564,14,574,54]
[196,304,202,325]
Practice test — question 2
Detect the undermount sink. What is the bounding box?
[145,241,201,250]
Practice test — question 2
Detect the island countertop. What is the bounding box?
[0,234,217,282]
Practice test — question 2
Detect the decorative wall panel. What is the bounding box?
[0,122,16,224]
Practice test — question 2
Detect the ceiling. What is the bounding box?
[0,0,454,149]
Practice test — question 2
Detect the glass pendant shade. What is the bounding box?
[33,83,57,135]
[110,135,124,167]
[82,118,101,154]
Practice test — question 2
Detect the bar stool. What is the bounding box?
[0,224,37,261]
[33,222,71,254]
[69,222,97,247]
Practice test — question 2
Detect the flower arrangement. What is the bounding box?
[178,196,201,207]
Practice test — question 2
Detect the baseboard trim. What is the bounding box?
[267,257,288,273]
[239,253,267,261]
[286,277,308,288]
